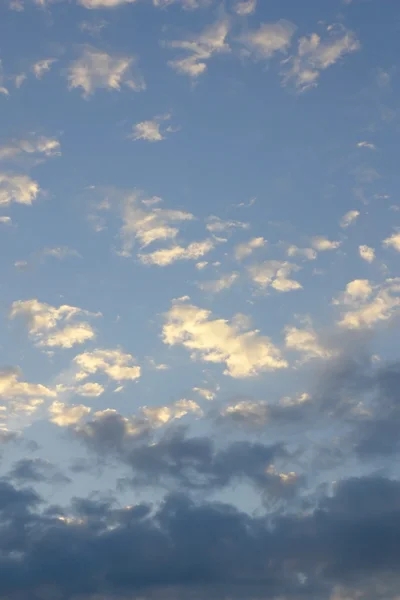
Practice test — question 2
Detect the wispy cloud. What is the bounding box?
[0,173,39,206]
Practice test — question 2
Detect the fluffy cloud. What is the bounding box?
[74,348,141,382]
[286,245,317,260]
[0,173,39,206]
[48,400,91,426]
[284,27,360,92]
[198,272,239,293]
[335,279,400,329]
[357,141,376,150]
[284,325,334,361]
[0,136,61,161]
[0,216,12,225]
[312,236,341,251]
[141,399,202,427]
[340,209,360,228]
[241,20,296,59]
[233,0,256,15]
[248,260,302,291]
[139,239,215,266]
[119,192,194,255]
[383,231,400,252]
[168,19,230,78]
[68,47,145,97]
[0,366,55,418]
[10,299,100,348]
[235,236,266,260]
[163,300,287,377]
[31,58,57,79]
[359,244,375,263]
[130,114,176,142]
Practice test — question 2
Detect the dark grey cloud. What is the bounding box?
[8,458,71,485]
[0,476,400,599]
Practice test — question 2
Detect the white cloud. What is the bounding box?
[241,20,295,59]
[163,301,288,378]
[286,245,317,260]
[139,239,215,266]
[340,209,360,228]
[222,400,268,425]
[141,399,202,428]
[192,385,219,401]
[196,261,208,270]
[119,192,194,255]
[0,60,9,96]
[130,114,176,142]
[0,216,12,225]
[0,366,55,417]
[32,58,57,79]
[248,260,302,292]
[49,400,91,427]
[198,272,239,293]
[76,382,105,397]
[68,47,145,97]
[14,74,26,88]
[359,245,375,263]
[383,231,400,252]
[74,349,141,382]
[168,19,230,78]
[233,0,256,16]
[284,326,334,361]
[42,246,80,260]
[153,0,210,6]
[357,141,376,150]
[312,236,341,251]
[0,136,61,161]
[235,237,266,260]
[0,173,39,206]
[78,0,137,7]
[284,28,360,92]
[335,278,400,329]
[10,299,100,348]
[206,215,249,234]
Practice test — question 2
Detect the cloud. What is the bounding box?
[68,47,145,97]
[335,278,400,329]
[10,299,100,348]
[359,245,375,263]
[312,236,341,251]
[0,136,61,161]
[0,173,39,206]
[0,216,12,225]
[42,246,80,260]
[119,192,194,255]
[74,348,141,382]
[284,27,360,92]
[163,300,288,377]
[233,0,256,16]
[139,239,215,266]
[76,382,105,397]
[32,58,57,79]
[198,272,239,293]
[131,114,176,142]
[248,260,302,292]
[286,245,317,260]
[240,20,296,59]
[357,141,376,150]
[284,325,335,361]
[48,400,91,426]
[193,385,219,401]
[235,237,266,260]
[206,215,249,234]
[8,458,71,485]
[168,19,230,78]
[340,209,360,228]
[78,0,137,7]
[0,366,55,417]
[0,60,9,95]
[141,399,203,428]
[383,231,400,252]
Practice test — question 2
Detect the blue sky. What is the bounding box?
[0,0,400,598]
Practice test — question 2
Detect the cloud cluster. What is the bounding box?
[0,173,39,206]
[248,260,302,292]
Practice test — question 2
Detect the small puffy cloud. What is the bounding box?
[312,236,341,251]
[0,173,39,206]
[0,366,55,417]
[240,20,295,59]
[383,231,400,253]
[163,301,288,377]
[206,215,249,234]
[68,47,145,97]
[233,0,256,16]
[284,28,360,92]
[196,261,208,270]
[359,245,375,263]
[119,192,194,255]
[0,136,61,161]
[340,210,360,228]
[357,141,376,150]
[284,325,334,361]
[235,237,266,260]
[131,114,176,142]
[335,278,400,329]
[141,399,202,428]
[42,246,80,260]
[139,239,215,266]
[57,382,105,398]
[193,385,219,401]
[74,349,141,382]
[248,260,302,292]
[10,299,100,349]
[286,245,317,260]
[198,272,239,293]
[0,60,9,95]
[221,399,269,426]
[32,58,57,79]
[168,19,230,78]
[0,216,12,225]
[48,400,91,427]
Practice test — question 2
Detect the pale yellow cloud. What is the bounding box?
[248,260,302,292]
[206,215,249,234]
[139,239,215,266]
[235,237,266,260]
[163,301,287,377]
[0,136,61,161]
[383,231,400,252]
[198,272,239,293]
[233,0,256,15]
[32,58,57,79]
[359,245,375,263]
[284,326,334,361]
[0,366,55,418]
[0,173,39,206]
[74,348,141,382]
[340,210,359,228]
[241,20,295,59]
[192,384,219,401]
[335,278,400,329]
[141,399,202,427]
[312,236,341,251]
[130,114,176,142]
[49,400,91,426]
[286,245,317,260]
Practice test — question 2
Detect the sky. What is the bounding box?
[0,0,400,598]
